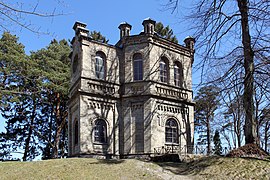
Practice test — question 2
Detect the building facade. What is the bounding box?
[68,19,195,158]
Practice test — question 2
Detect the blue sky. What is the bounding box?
[15,0,192,53]
[1,0,199,132]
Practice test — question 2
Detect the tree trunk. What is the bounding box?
[237,0,258,145]
[237,106,241,148]
[52,92,61,158]
[265,122,269,152]
[22,100,36,161]
[60,119,67,158]
[207,117,211,154]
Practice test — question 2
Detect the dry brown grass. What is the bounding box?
[156,156,270,179]
[0,156,269,180]
[0,158,161,180]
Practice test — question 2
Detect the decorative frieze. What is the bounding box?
[131,103,143,110]
[88,100,114,111]
[156,86,188,99]
[88,82,116,94]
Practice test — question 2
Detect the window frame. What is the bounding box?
[95,51,106,80]
[93,119,107,144]
[160,57,169,83]
[165,119,179,144]
[133,53,143,81]
[174,62,183,87]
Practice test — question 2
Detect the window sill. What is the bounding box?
[93,142,108,145]
[165,143,179,146]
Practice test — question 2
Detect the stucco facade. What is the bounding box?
[68,19,195,158]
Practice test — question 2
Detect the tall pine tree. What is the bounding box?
[0,32,42,161]
[0,32,71,160]
[30,39,71,159]
[155,22,178,43]
[213,130,222,155]
[194,85,220,154]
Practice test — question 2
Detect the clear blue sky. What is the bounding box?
[16,0,192,53]
[1,0,198,132]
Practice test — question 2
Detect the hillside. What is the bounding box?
[0,157,269,179]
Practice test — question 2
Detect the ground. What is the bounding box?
[0,157,269,179]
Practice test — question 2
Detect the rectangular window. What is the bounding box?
[174,66,180,86]
[94,120,107,143]
[160,63,167,82]
[95,56,105,79]
[134,60,143,80]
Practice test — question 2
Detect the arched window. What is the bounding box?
[174,62,183,87]
[95,52,106,80]
[165,119,179,144]
[72,54,78,74]
[160,57,169,83]
[133,53,143,81]
[74,119,79,145]
[93,119,107,143]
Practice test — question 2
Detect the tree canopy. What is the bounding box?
[194,85,220,154]
[90,31,109,44]
[0,32,71,161]
[155,22,178,43]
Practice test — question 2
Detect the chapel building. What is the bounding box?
[68,18,195,158]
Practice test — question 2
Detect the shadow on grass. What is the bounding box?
[239,156,270,162]
[153,156,221,176]
[90,159,125,164]
[152,155,270,176]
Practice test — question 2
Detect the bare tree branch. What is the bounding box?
[0,1,69,35]
[164,0,270,145]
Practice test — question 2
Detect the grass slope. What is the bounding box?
[0,158,161,180]
[158,156,270,179]
[0,157,269,180]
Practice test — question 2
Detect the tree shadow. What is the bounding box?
[153,155,270,176]
[239,156,270,163]
[96,159,125,164]
[85,159,125,165]
[153,156,221,176]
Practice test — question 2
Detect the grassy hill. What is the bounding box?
[0,157,269,179]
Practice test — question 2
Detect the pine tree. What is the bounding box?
[30,39,71,159]
[213,130,222,155]
[0,32,27,100]
[155,22,178,43]
[0,33,71,160]
[194,85,220,154]
[90,31,109,44]
[0,32,42,161]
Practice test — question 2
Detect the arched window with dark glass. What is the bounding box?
[133,53,143,81]
[165,119,179,144]
[74,119,79,145]
[160,57,169,83]
[93,119,107,143]
[174,62,183,87]
[95,51,106,80]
